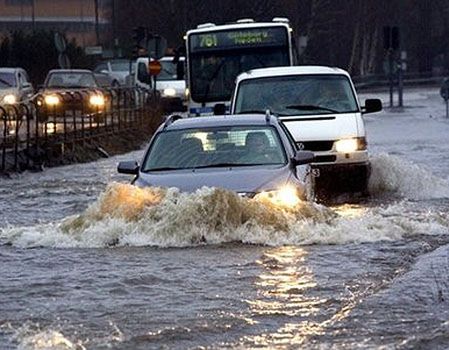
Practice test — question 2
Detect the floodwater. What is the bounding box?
[1,87,449,349]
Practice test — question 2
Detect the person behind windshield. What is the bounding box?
[314,82,351,111]
[240,132,279,164]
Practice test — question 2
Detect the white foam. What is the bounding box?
[1,183,448,249]
[369,153,449,199]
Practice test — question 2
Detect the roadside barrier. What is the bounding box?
[0,87,159,173]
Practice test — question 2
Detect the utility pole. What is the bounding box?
[94,0,100,45]
[31,0,35,31]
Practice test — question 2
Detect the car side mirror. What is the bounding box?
[22,82,32,88]
[117,161,139,175]
[213,103,226,115]
[363,99,382,114]
[292,151,314,166]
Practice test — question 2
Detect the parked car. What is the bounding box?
[118,113,315,204]
[37,69,107,120]
[231,66,382,198]
[0,67,34,106]
[93,59,135,86]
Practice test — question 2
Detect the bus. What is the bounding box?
[185,18,296,116]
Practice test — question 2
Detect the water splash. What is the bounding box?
[1,182,448,249]
[369,153,449,199]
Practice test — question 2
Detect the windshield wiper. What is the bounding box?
[192,162,255,169]
[286,104,339,113]
[142,166,181,172]
[0,78,12,87]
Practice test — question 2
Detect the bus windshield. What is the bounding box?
[190,49,289,102]
[188,26,290,103]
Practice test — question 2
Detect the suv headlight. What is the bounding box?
[163,88,177,97]
[255,185,301,207]
[335,137,367,153]
[3,94,17,105]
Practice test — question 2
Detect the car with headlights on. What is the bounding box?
[37,69,107,121]
[231,66,382,198]
[117,113,315,204]
[135,56,187,113]
[0,67,34,106]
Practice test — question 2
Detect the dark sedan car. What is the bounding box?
[37,69,107,120]
[118,114,315,205]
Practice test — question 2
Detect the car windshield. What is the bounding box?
[0,73,16,88]
[158,60,179,81]
[142,125,287,171]
[47,72,97,88]
[110,60,132,72]
[234,75,359,116]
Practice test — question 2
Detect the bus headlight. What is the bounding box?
[163,88,177,97]
[255,185,301,207]
[44,95,60,106]
[335,138,364,153]
[89,94,105,107]
[3,94,17,105]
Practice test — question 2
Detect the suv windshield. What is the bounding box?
[0,73,16,88]
[47,72,97,88]
[143,126,286,171]
[235,75,359,116]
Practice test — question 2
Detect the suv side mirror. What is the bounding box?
[117,161,139,174]
[292,151,314,166]
[363,99,382,114]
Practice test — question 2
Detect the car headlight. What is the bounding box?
[163,88,177,97]
[255,185,301,207]
[3,94,17,105]
[89,94,105,107]
[44,95,60,106]
[335,137,366,153]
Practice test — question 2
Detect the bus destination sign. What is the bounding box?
[190,27,287,52]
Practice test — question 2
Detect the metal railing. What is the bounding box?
[0,87,160,173]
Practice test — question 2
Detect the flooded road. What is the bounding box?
[1,87,449,349]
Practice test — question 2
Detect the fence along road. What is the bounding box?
[0,87,160,173]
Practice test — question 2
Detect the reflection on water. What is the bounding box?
[244,246,326,347]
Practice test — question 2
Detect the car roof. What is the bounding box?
[236,65,350,83]
[0,67,22,73]
[164,114,280,131]
[47,69,94,74]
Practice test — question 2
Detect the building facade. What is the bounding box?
[0,0,113,47]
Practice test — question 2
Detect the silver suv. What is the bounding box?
[0,67,34,105]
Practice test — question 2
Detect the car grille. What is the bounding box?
[297,141,334,152]
[314,155,337,163]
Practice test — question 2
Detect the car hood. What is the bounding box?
[279,112,360,141]
[136,165,293,193]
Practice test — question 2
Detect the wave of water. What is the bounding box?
[369,153,449,199]
[1,171,448,249]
